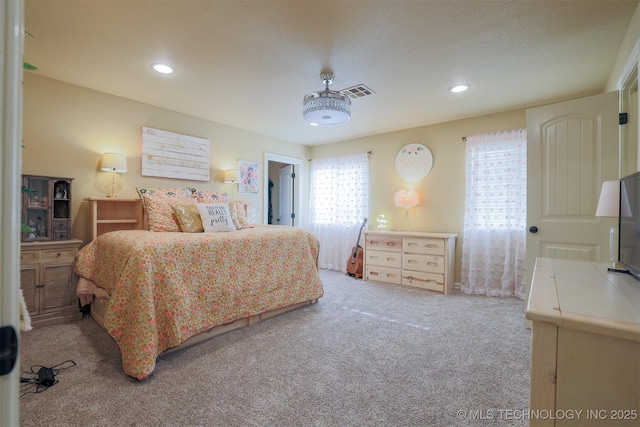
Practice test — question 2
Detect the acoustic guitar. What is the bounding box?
[346,218,367,279]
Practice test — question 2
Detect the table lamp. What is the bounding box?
[596,180,631,269]
[100,153,127,198]
[224,169,239,199]
[394,189,420,232]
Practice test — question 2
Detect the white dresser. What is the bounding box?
[526,258,640,426]
[363,230,457,294]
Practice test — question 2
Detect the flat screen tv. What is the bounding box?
[618,171,640,280]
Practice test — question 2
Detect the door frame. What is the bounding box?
[0,1,25,425]
[617,39,639,175]
[263,153,303,227]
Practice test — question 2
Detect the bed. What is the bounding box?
[74,187,324,380]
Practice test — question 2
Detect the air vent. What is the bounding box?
[341,84,375,99]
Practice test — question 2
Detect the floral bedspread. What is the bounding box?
[74,226,323,380]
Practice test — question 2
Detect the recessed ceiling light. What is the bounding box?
[152,63,174,74]
[450,84,470,93]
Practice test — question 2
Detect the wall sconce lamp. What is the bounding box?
[100,152,127,198]
[596,180,631,269]
[394,189,420,232]
[224,169,240,199]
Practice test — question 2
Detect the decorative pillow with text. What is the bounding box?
[196,203,237,233]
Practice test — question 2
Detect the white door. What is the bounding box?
[525,91,619,299]
[278,165,294,226]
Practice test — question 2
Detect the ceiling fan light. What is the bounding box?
[303,72,351,126]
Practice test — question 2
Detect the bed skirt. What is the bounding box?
[89,294,319,356]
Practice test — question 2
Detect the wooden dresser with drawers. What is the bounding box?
[363,230,457,294]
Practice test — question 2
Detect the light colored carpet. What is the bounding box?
[19,269,531,427]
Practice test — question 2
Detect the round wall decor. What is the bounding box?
[395,143,433,182]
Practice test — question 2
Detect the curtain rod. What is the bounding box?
[308,150,373,161]
[462,136,467,142]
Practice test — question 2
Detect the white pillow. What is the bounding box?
[196,203,237,233]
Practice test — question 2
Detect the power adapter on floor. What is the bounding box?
[37,367,55,386]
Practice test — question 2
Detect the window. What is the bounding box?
[460,129,527,298]
[308,153,369,270]
[466,145,527,230]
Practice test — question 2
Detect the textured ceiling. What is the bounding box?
[24,0,639,146]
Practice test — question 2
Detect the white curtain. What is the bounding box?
[308,153,369,271]
[460,129,527,299]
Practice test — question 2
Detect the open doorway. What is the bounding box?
[263,153,303,227]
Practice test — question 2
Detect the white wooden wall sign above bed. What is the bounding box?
[141,126,210,181]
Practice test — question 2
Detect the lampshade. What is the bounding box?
[100,153,127,173]
[303,72,351,126]
[394,189,420,209]
[596,180,631,218]
[224,169,239,183]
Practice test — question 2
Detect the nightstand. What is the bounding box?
[20,239,83,328]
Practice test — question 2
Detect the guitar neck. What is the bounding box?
[352,223,366,256]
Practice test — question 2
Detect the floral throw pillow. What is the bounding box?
[196,203,237,233]
[137,188,197,232]
[194,190,231,204]
[229,200,251,229]
[136,187,196,209]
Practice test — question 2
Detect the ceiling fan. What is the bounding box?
[302,72,351,126]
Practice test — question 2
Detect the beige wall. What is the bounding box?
[22,73,310,245]
[309,109,526,282]
[23,72,528,284]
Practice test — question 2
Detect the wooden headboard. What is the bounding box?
[89,197,146,240]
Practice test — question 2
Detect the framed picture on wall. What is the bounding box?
[239,160,259,194]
